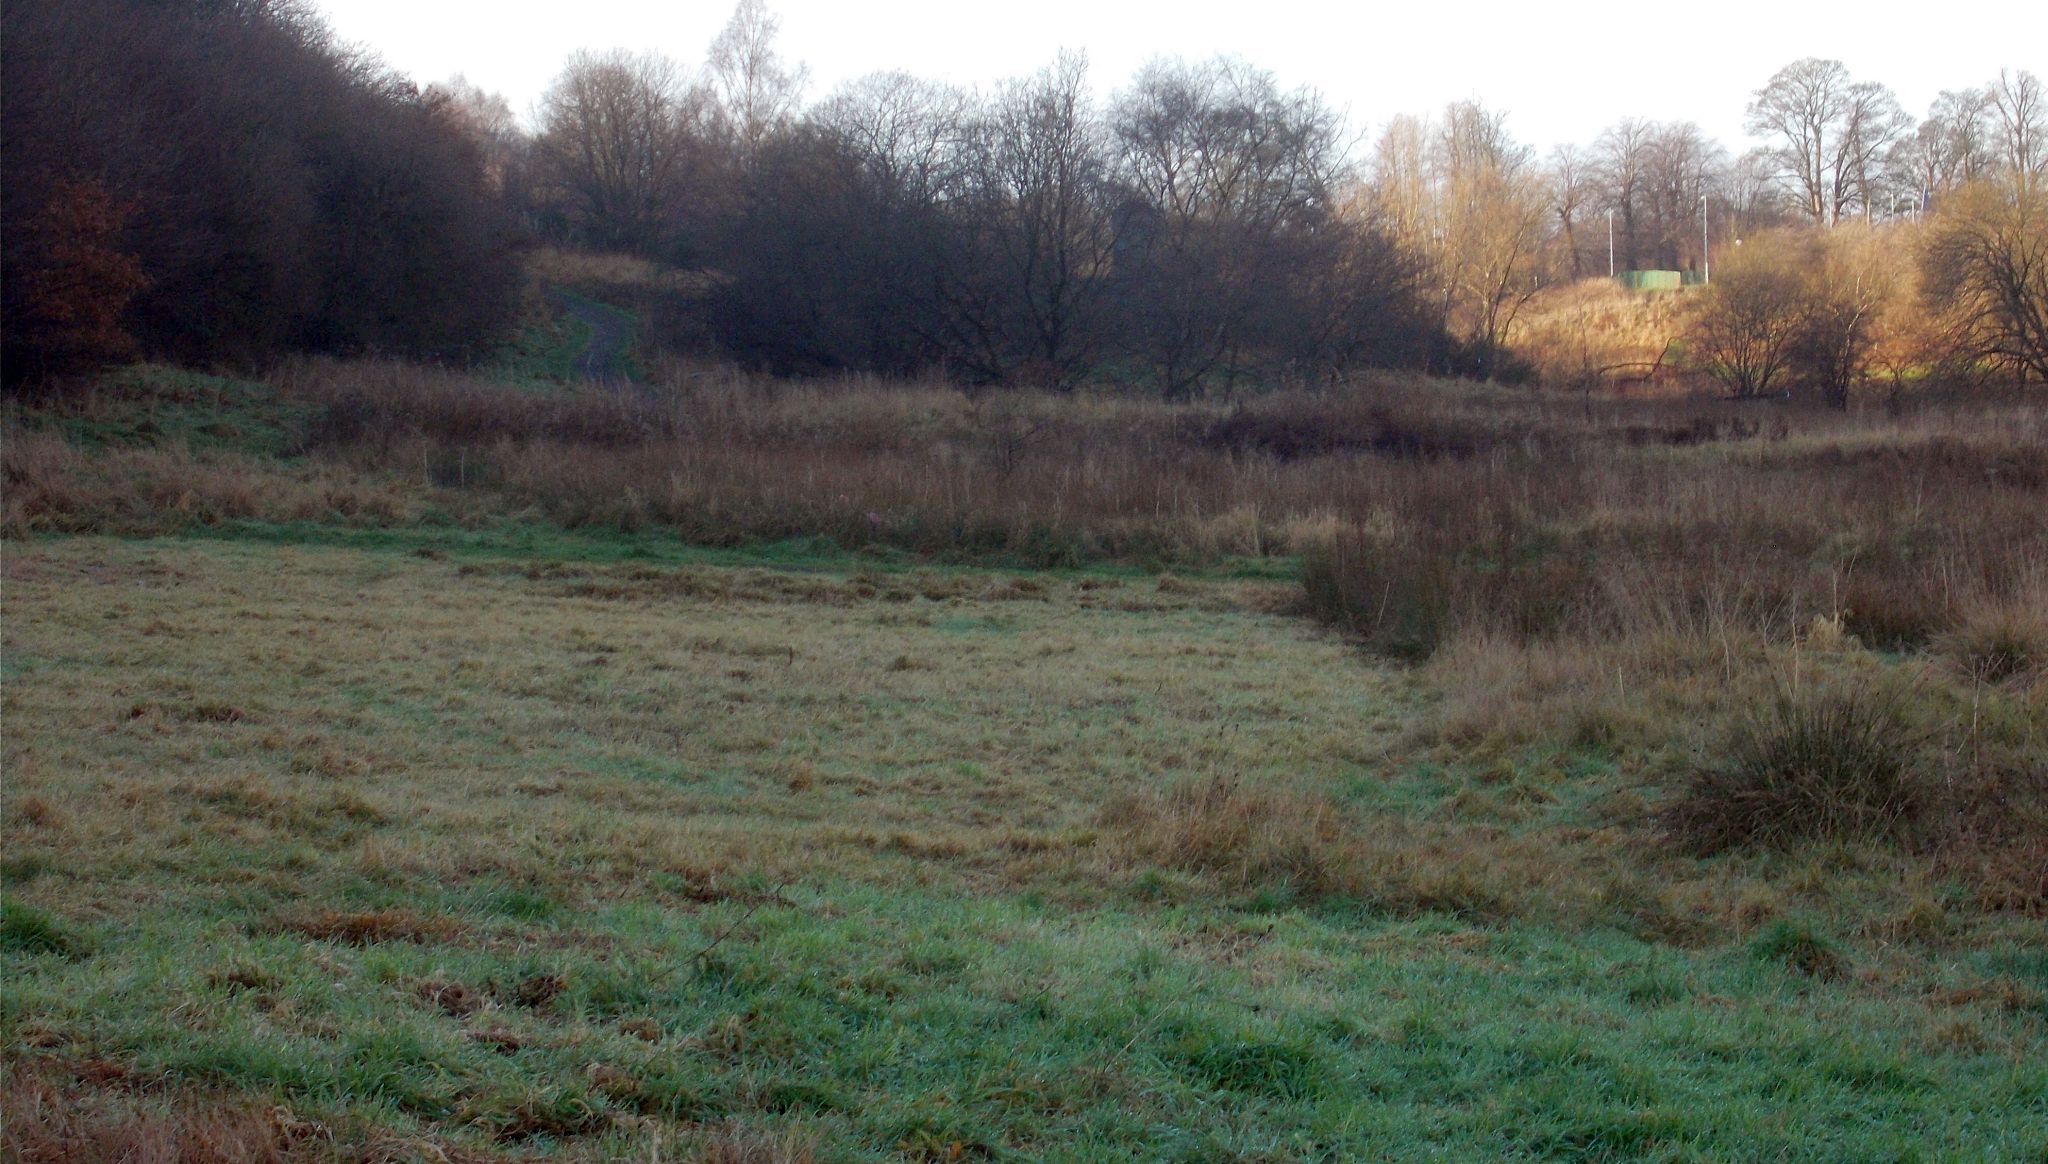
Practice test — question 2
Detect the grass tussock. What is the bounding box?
[274,908,463,946]
[0,1062,535,1162]
[1104,775,1349,895]
[1663,684,1929,856]
[689,1122,819,1164]
[1938,602,2048,685]
[1102,775,1532,921]
[2,1060,368,1164]
[1,900,84,958]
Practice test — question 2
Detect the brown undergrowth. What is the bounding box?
[12,360,2043,576]
[0,1058,519,1164]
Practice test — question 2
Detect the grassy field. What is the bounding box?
[3,363,2046,1160]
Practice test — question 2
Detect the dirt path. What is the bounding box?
[546,288,635,385]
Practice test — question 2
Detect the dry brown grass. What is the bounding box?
[7,358,2044,935]
[1099,774,1625,924]
[687,1122,818,1164]
[1510,279,1700,391]
[0,429,416,537]
[1298,414,2048,658]
[0,1058,525,1164]
[1102,775,1350,895]
[13,359,2047,590]
[1937,601,2048,685]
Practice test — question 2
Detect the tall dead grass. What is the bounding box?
[1,429,415,536]
[1298,417,2048,658]
[1099,774,1589,921]
[11,358,2046,641]
[1510,279,1699,390]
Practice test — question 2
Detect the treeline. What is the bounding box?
[494,12,1442,391]
[481,4,2045,392]
[6,0,2043,397]
[1,0,520,384]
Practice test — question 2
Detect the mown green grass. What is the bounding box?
[5,536,2043,1160]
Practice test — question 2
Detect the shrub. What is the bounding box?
[0,178,148,384]
[1663,684,1928,854]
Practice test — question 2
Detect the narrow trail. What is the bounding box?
[546,288,635,386]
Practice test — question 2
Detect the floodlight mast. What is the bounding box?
[1700,196,1710,285]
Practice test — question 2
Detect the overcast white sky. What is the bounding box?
[311,0,2042,154]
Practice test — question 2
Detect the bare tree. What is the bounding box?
[1747,58,1907,225]
[814,71,968,206]
[1693,226,1905,406]
[1643,122,1724,270]
[1435,102,1547,377]
[1689,231,1810,396]
[1593,117,1655,268]
[1721,147,1789,237]
[1371,113,1435,260]
[535,49,708,254]
[711,72,973,376]
[1924,180,2048,382]
[429,75,521,192]
[1109,56,1347,396]
[1296,184,1435,381]
[1988,69,2047,195]
[1890,88,1994,212]
[1547,143,1593,278]
[943,52,1117,388]
[707,0,809,166]
[1789,225,1900,407]
[1370,101,1545,378]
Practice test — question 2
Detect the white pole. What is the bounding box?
[1700,196,1710,285]
[1607,209,1615,278]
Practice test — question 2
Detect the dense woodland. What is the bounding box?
[3,0,2044,398]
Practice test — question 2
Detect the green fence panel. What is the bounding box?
[1617,270,1683,291]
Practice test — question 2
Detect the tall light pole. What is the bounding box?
[1607,208,1615,278]
[1699,195,1710,285]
